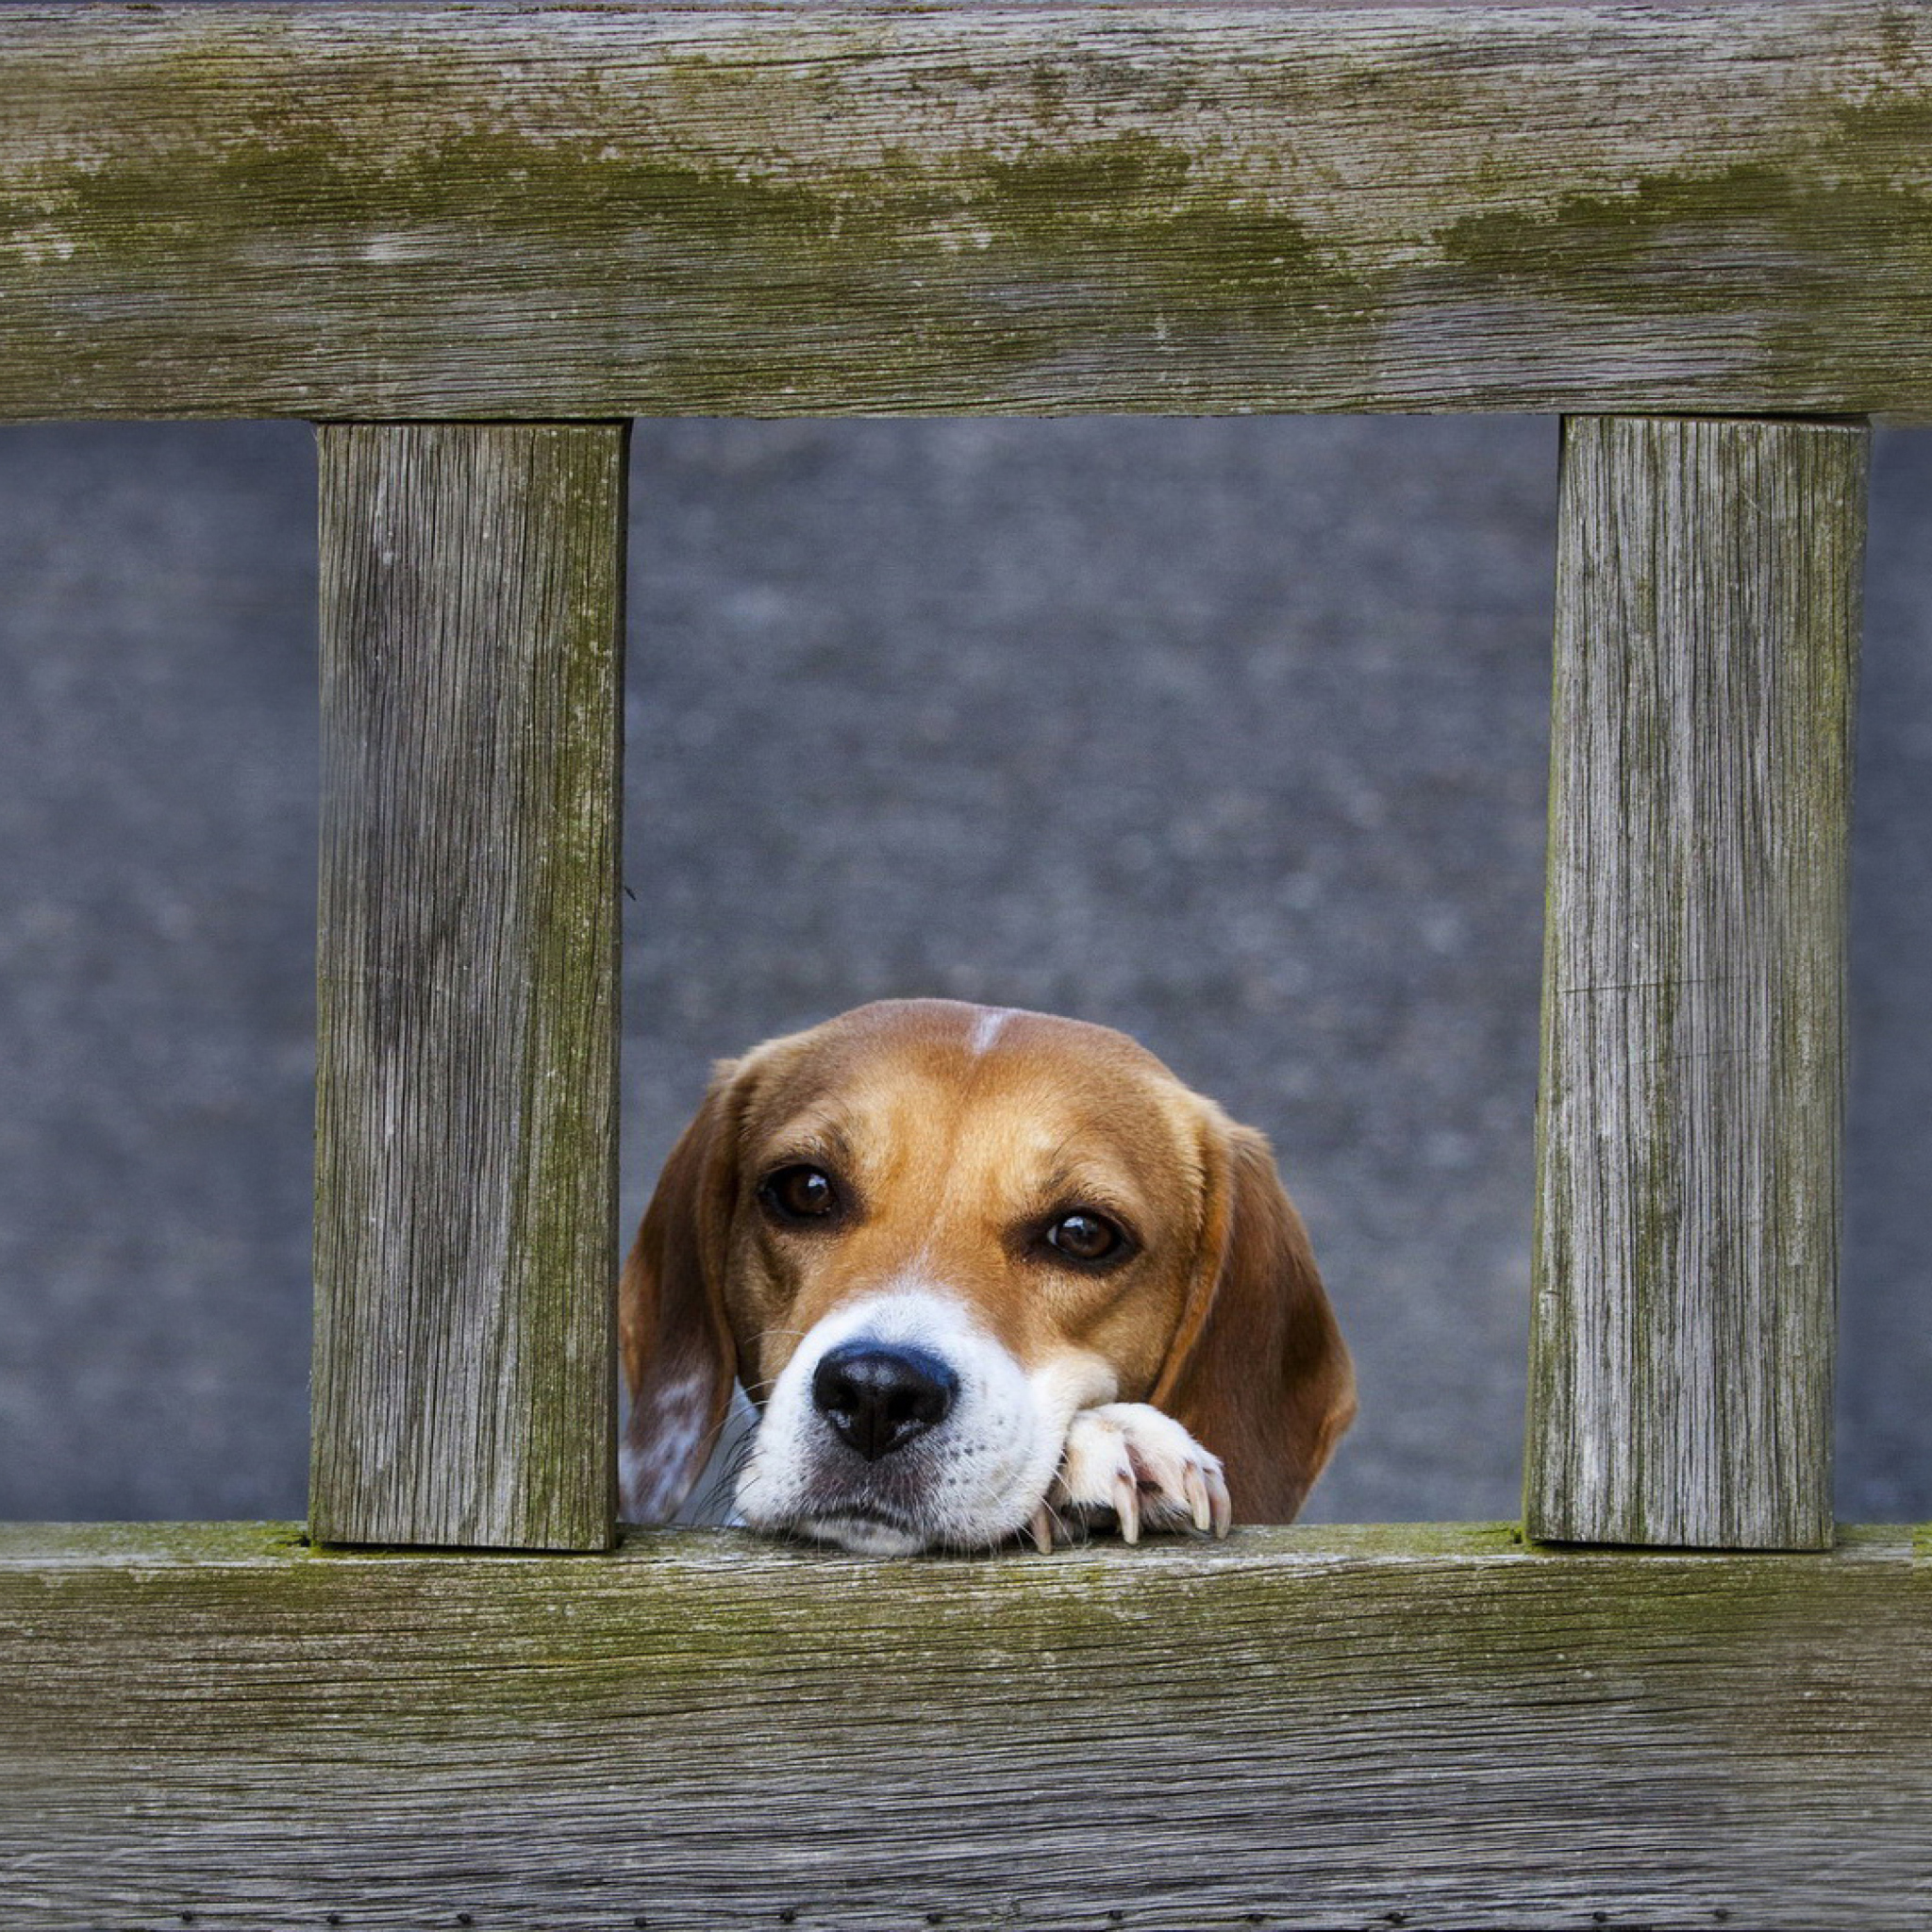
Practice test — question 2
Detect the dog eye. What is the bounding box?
[1045,1211,1125,1263]
[760,1164,841,1223]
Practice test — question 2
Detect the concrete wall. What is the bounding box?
[1,417,1925,1524]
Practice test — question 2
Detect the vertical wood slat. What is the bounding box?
[1527,416,1865,1550]
[311,423,628,1551]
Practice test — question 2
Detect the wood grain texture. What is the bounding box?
[1528,417,1865,1551]
[2,5,1932,419]
[311,424,626,1552]
[0,1523,1924,1930]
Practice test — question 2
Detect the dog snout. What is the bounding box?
[810,1341,958,1461]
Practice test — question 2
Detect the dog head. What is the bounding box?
[620,999,1354,1554]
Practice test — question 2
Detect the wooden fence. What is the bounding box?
[1,5,1926,1926]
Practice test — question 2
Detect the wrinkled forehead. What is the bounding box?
[741,1005,1206,1207]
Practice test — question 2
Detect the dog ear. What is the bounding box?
[1152,1118,1356,1524]
[619,1064,744,1524]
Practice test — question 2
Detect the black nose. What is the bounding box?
[811,1342,958,1461]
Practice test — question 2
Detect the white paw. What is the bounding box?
[1029,1403,1232,1550]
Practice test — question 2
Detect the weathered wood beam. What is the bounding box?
[1528,417,1865,1549]
[1,5,1930,420]
[311,423,627,1551]
[0,1524,1924,1929]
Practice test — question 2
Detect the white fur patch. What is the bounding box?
[734,1285,1109,1555]
[967,1007,1014,1057]
[621,1370,711,1524]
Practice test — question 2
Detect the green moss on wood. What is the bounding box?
[5,9,1931,413]
[310,426,625,1553]
[4,111,1364,407]
[1441,148,1932,397]
[501,428,627,1550]
[1530,421,1861,1550]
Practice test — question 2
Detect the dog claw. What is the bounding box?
[1029,1504,1055,1553]
[1050,1403,1228,1548]
[1183,1462,1212,1533]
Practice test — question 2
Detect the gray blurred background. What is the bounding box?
[0,417,1925,1525]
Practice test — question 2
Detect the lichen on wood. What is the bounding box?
[310,423,627,1553]
[1528,416,1865,1550]
[0,1523,1924,1928]
[0,5,1929,418]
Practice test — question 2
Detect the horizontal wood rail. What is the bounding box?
[2,1524,1926,1930]
[1,3,1930,420]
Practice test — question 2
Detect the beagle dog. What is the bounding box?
[620,999,1354,1556]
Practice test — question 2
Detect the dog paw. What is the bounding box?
[1029,1402,1232,1550]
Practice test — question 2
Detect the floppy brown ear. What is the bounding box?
[619,1065,744,1524]
[1152,1119,1356,1524]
